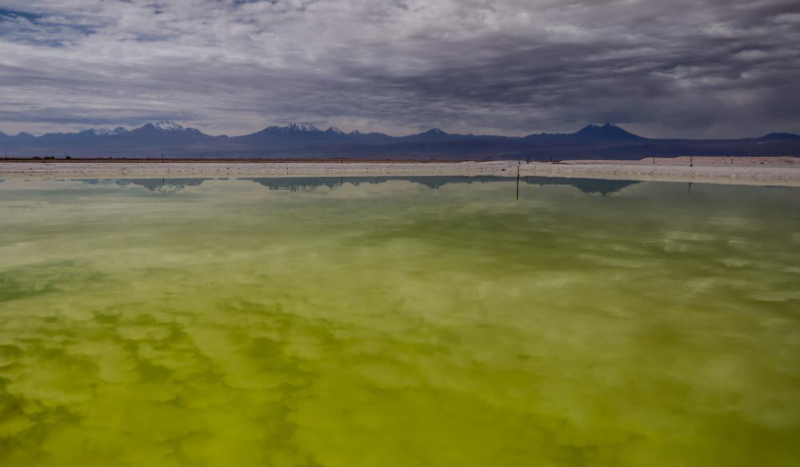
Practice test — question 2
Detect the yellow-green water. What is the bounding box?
[1,176,799,467]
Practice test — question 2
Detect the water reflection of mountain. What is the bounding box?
[78,176,638,195]
[525,177,639,195]
[246,176,639,195]
[83,178,211,192]
[246,176,496,191]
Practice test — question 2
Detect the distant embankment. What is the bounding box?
[2,159,799,187]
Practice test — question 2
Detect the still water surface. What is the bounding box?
[1,176,799,466]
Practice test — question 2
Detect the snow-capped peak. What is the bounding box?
[80,127,114,136]
[262,123,323,134]
[325,126,345,135]
[79,127,128,136]
[285,123,321,133]
[151,120,185,132]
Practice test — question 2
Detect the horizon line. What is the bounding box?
[1,121,797,140]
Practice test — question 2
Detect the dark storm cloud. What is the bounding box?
[0,0,798,137]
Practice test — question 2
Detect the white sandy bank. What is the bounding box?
[1,158,799,187]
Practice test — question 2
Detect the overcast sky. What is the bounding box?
[0,0,798,137]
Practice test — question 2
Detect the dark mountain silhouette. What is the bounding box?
[403,128,456,141]
[572,123,644,141]
[1,121,798,160]
[36,127,129,143]
[234,123,337,148]
[114,121,212,147]
[758,133,800,141]
[0,131,35,141]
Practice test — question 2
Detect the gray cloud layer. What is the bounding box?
[0,0,798,137]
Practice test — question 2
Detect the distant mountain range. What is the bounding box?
[1,121,798,160]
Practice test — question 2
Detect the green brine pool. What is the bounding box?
[1,176,799,467]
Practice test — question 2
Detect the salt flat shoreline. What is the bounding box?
[2,158,800,187]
